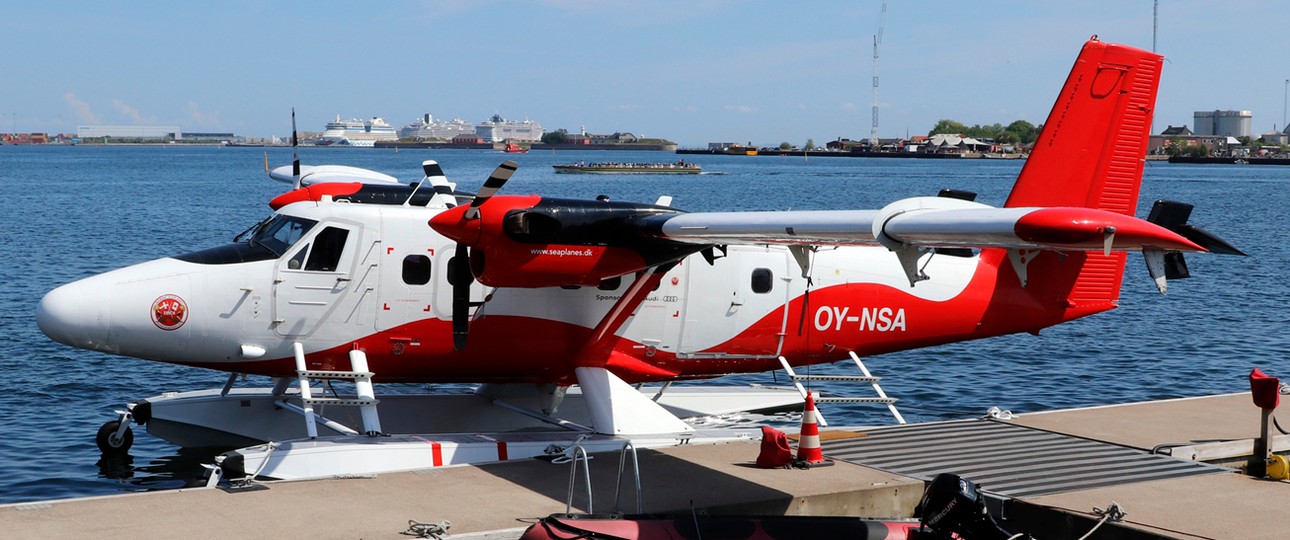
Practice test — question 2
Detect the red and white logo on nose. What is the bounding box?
[151,294,188,331]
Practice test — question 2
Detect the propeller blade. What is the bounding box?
[422,160,457,208]
[291,108,301,189]
[464,160,518,219]
[451,243,472,351]
[422,160,444,178]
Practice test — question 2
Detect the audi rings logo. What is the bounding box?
[151,294,189,331]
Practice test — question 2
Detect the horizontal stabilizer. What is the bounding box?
[1174,225,1245,256]
[1146,200,1246,256]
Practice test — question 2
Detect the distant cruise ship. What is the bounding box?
[398,114,475,140]
[475,114,544,142]
[318,116,398,147]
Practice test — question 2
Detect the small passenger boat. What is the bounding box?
[552,160,701,174]
[519,514,919,540]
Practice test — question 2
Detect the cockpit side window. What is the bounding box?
[288,244,309,270]
[304,227,350,272]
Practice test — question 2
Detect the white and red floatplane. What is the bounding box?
[38,38,1242,481]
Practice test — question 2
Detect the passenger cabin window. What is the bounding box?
[403,255,432,285]
[751,268,774,294]
[304,227,349,272]
[598,276,622,291]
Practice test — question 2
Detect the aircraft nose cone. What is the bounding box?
[37,280,111,351]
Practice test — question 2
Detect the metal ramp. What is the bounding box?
[821,418,1231,499]
[779,352,906,426]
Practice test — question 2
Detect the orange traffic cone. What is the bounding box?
[796,393,825,464]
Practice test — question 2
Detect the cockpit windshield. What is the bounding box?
[249,215,318,257]
[176,215,318,265]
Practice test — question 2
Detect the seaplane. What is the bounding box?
[38,38,1243,481]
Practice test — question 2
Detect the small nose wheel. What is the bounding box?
[96,411,135,455]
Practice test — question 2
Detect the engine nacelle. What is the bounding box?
[470,242,649,288]
[431,194,696,288]
[872,196,994,251]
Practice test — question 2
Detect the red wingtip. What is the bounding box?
[269,182,363,210]
[1015,208,1206,252]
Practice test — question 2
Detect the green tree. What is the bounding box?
[1005,120,1039,144]
[779,141,793,150]
[804,138,816,150]
[927,119,1041,145]
[928,119,968,136]
[541,129,570,144]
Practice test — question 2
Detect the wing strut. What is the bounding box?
[569,264,692,435]
[574,264,677,371]
[787,245,814,279]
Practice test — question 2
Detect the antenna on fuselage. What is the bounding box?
[291,108,301,190]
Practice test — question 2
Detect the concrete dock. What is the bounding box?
[4,392,1288,539]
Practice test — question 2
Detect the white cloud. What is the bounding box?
[186,102,221,127]
[724,105,758,114]
[112,99,156,124]
[63,92,100,123]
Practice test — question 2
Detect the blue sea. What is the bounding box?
[0,145,1285,504]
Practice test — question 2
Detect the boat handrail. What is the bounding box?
[612,441,643,515]
[564,445,593,515]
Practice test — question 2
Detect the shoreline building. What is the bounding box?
[475,114,543,142]
[1193,110,1252,138]
[77,125,182,140]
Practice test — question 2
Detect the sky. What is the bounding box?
[2,1,1288,147]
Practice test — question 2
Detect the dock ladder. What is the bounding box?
[275,342,383,438]
[778,351,905,426]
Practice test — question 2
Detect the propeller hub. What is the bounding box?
[429,205,482,245]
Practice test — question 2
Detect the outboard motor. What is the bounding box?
[909,473,1031,540]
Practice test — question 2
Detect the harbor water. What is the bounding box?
[0,145,1285,504]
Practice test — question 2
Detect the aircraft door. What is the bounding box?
[375,211,436,332]
[678,246,791,357]
[614,263,688,357]
[273,223,361,337]
[376,247,436,331]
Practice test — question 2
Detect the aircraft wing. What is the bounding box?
[268,164,403,186]
[648,197,1207,254]
[640,195,1244,292]
[650,209,882,246]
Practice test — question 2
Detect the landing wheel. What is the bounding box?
[96,420,134,455]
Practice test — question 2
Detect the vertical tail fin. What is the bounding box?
[1002,39,1164,317]
[1005,38,1163,213]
